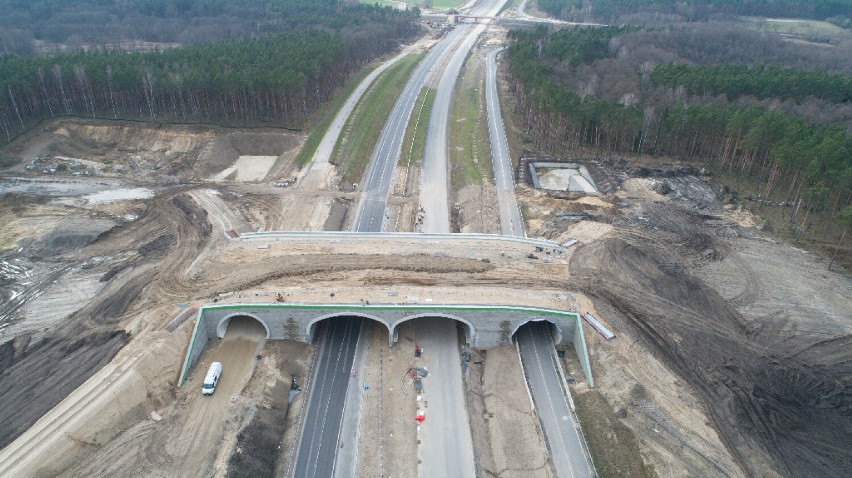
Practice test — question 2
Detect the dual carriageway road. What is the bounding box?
[291,0,596,475]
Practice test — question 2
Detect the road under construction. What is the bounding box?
[2,0,845,476]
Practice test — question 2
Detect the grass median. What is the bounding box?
[332,53,423,187]
[399,87,436,168]
[449,51,491,190]
[294,64,378,167]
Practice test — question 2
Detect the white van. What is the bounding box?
[201,362,222,396]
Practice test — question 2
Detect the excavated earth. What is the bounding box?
[0,118,849,478]
[517,158,851,478]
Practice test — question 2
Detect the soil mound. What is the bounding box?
[573,236,852,477]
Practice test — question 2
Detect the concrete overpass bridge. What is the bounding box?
[178,302,592,386]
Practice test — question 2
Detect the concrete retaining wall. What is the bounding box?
[178,303,593,386]
[573,318,594,387]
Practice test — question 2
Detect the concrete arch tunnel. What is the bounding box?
[305,312,476,347]
[306,312,392,345]
[180,303,593,386]
[390,312,476,346]
[216,312,272,339]
[509,318,564,345]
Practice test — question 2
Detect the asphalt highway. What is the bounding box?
[517,322,595,478]
[420,0,509,234]
[351,28,466,233]
[415,2,509,475]
[293,27,468,477]
[291,317,362,478]
[485,47,525,237]
[419,24,477,233]
[416,318,477,478]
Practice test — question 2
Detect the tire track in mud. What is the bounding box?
[571,234,852,478]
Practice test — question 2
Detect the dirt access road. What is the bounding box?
[51,319,266,477]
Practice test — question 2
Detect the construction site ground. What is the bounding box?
[0,94,850,478]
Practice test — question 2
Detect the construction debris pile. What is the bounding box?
[406,366,429,392]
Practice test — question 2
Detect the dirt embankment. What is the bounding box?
[1,118,303,183]
[510,156,851,477]
[226,340,310,478]
[570,209,852,477]
[0,190,213,451]
[0,329,128,449]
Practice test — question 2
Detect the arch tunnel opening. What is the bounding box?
[511,319,563,346]
[216,314,271,340]
[391,314,475,348]
[306,313,392,345]
[306,313,476,348]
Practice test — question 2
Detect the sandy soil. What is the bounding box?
[214,156,278,182]
[456,183,500,234]
[467,346,555,478]
[1,111,850,478]
[2,119,303,183]
[355,324,419,477]
[577,189,849,476]
[227,339,310,477]
[0,328,184,477]
[38,318,268,478]
[507,154,851,477]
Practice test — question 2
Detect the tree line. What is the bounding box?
[0,4,420,144]
[0,0,403,52]
[537,0,852,25]
[592,0,852,20]
[651,62,852,103]
[506,26,851,246]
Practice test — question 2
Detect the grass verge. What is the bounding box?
[333,53,423,186]
[498,0,515,15]
[399,87,436,168]
[293,64,378,167]
[450,51,491,190]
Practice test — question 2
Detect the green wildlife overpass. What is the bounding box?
[178,302,593,386]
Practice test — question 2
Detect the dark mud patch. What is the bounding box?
[0,329,128,449]
[138,234,175,258]
[90,268,157,324]
[171,194,212,239]
[226,380,290,478]
[100,262,131,282]
[322,198,350,231]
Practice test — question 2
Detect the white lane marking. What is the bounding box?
[526,326,577,478]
